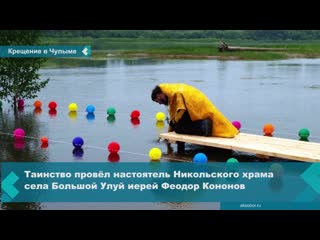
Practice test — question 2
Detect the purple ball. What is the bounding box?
[13,128,25,140]
[18,99,25,107]
[72,137,84,148]
[232,121,241,130]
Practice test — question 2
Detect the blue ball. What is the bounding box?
[86,105,95,113]
[72,137,84,148]
[193,153,208,163]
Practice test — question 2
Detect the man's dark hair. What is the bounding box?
[151,85,162,101]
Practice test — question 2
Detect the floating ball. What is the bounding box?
[108,153,120,162]
[48,101,57,110]
[298,128,310,140]
[13,128,25,140]
[33,100,42,108]
[72,137,84,148]
[149,148,162,161]
[155,112,166,121]
[232,121,241,130]
[107,107,116,115]
[41,137,49,144]
[68,103,78,112]
[226,157,239,171]
[17,99,24,107]
[193,153,208,163]
[130,110,140,118]
[86,104,95,113]
[263,123,275,136]
[108,141,120,153]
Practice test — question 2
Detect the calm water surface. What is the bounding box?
[1,57,319,209]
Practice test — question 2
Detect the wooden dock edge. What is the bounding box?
[159,132,320,162]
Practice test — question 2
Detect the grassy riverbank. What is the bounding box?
[41,38,320,67]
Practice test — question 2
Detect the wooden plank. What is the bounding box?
[159,132,320,162]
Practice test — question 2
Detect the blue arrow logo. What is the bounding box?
[1,171,20,201]
[301,164,320,194]
[82,46,91,56]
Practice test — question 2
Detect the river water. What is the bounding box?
[1,57,319,209]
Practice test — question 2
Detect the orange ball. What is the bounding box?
[33,100,42,108]
[263,123,275,135]
[41,137,49,144]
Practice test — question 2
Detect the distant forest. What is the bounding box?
[41,30,320,40]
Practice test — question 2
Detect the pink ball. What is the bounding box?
[13,128,25,140]
[232,121,241,130]
[18,99,25,107]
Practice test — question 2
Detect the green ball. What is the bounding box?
[107,107,116,115]
[226,157,239,164]
[226,158,239,171]
[298,128,310,139]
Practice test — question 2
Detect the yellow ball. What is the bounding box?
[149,148,162,161]
[155,112,166,121]
[68,103,78,112]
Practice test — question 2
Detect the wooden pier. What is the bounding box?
[159,132,320,162]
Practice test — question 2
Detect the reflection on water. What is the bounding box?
[48,109,57,118]
[0,110,47,210]
[45,58,107,68]
[304,84,320,89]
[86,113,95,121]
[33,108,42,116]
[1,57,320,209]
[68,111,78,120]
[108,152,120,162]
[107,115,116,123]
[73,147,84,159]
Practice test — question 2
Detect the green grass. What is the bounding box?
[40,38,320,67]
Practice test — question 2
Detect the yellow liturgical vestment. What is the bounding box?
[159,83,238,138]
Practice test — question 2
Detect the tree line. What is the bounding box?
[41,30,320,40]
